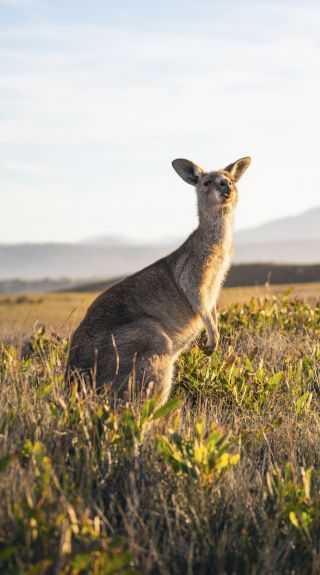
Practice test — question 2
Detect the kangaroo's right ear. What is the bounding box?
[172,159,204,186]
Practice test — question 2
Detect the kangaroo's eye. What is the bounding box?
[203,180,211,187]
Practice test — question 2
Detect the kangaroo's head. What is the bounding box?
[172,156,251,223]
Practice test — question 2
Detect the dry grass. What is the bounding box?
[0,282,319,338]
[0,288,319,574]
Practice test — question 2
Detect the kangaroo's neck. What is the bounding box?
[197,206,234,249]
[168,209,233,281]
[168,206,235,298]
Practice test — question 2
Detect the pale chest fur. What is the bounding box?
[170,209,234,349]
[202,228,233,309]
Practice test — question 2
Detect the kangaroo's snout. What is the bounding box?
[216,177,233,201]
[218,178,230,189]
[217,178,231,192]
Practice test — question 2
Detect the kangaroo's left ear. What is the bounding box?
[172,158,204,186]
[224,157,251,182]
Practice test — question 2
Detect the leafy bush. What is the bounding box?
[157,418,239,482]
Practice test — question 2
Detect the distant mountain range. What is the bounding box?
[0,243,169,280]
[0,206,319,281]
[236,206,320,244]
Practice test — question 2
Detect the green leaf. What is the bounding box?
[296,392,313,414]
[70,553,93,571]
[156,435,174,457]
[140,398,158,423]
[302,466,313,501]
[102,550,133,573]
[300,511,313,531]
[153,398,179,420]
[289,511,299,528]
[229,453,240,466]
[215,452,240,472]
[0,453,15,472]
[33,441,46,458]
[36,383,53,398]
[26,560,53,575]
[21,439,33,459]
[0,546,15,563]
[245,357,253,371]
[267,372,283,388]
[195,419,205,439]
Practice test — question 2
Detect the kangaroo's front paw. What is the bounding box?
[196,332,219,356]
[201,343,215,356]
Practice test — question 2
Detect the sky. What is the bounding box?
[1,0,320,244]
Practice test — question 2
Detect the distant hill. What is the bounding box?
[233,205,320,264]
[0,206,319,281]
[1,264,319,295]
[0,243,173,280]
[1,239,319,282]
[235,206,320,244]
[66,264,320,292]
[234,239,320,264]
[83,235,130,247]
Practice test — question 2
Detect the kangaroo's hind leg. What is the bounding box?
[95,319,175,404]
[133,351,175,404]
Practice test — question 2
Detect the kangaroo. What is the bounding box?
[66,156,251,402]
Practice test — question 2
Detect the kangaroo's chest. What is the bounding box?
[201,243,233,308]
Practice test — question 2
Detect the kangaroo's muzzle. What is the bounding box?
[218,179,232,201]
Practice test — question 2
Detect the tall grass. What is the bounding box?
[0,293,319,574]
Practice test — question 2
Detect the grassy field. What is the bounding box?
[0,282,319,338]
[0,284,319,574]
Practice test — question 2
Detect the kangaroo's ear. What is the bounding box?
[224,157,251,182]
[172,159,204,186]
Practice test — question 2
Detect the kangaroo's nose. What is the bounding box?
[219,178,229,192]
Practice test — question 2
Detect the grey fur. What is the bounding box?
[66,156,251,402]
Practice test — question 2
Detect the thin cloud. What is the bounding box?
[3,161,56,177]
[0,0,37,5]
[0,0,39,7]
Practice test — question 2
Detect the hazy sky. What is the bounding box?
[1,0,319,244]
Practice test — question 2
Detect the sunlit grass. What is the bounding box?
[0,292,319,573]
